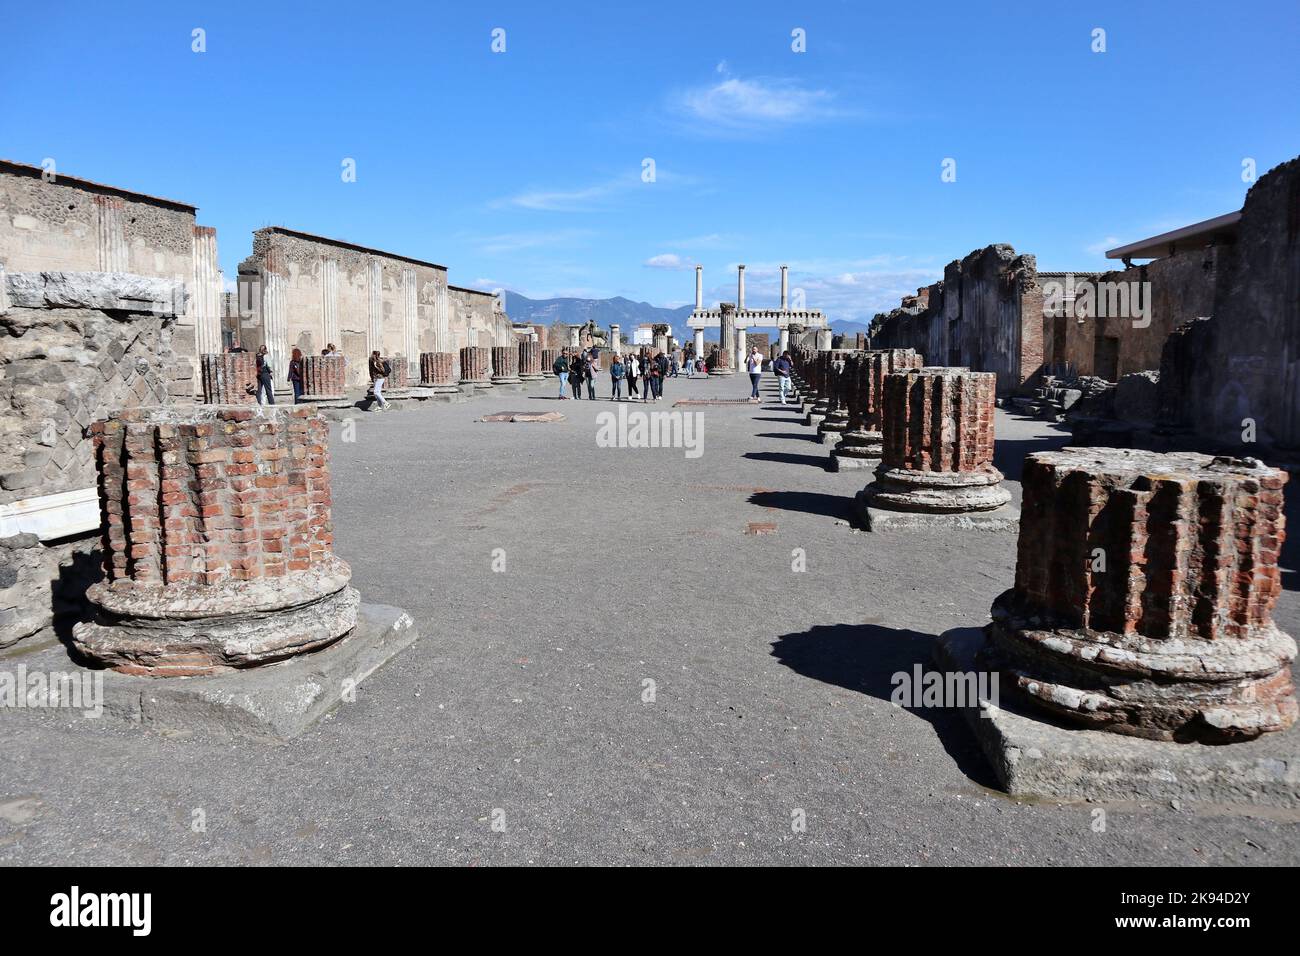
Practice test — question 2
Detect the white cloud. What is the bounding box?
[490,179,625,212]
[644,253,696,270]
[671,69,850,135]
[1085,236,1122,256]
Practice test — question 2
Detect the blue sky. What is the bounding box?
[3,0,1298,321]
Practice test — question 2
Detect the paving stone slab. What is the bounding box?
[0,603,417,743]
[935,626,1300,808]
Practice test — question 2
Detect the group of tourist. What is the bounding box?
[554,347,676,401]
[224,341,347,406]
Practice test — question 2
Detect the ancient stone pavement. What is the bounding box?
[3,373,1298,865]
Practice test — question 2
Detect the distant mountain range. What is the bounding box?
[504,291,874,344]
[504,292,693,337]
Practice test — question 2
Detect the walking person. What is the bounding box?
[368,350,391,410]
[640,352,653,401]
[773,350,794,405]
[255,345,275,405]
[553,348,571,399]
[568,350,585,399]
[745,346,763,401]
[584,349,598,400]
[654,349,669,401]
[625,352,638,396]
[288,347,305,403]
[610,353,626,400]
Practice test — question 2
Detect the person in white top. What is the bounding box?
[745,347,764,400]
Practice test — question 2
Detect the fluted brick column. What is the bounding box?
[816,351,855,445]
[419,351,459,393]
[979,448,1296,742]
[200,353,257,404]
[858,367,1011,529]
[806,352,834,426]
[541,348,558,378]
[385,355,411,392]
[490,345,522,385]
[519,340,544,381]
[460,346,491,388]
[832,348,924,470]
[72,405,358,676]
[301,354,346,401]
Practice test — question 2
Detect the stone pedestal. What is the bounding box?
[541,348,558,378]
[200,353,256,404]
[419,352,459,393]
[978,448,1296,743]
[857,367,1014,530]
[300,354,346,401]
[383,355,411,394]
[460,346,492,389]
[832,348,923,470]
[72,405,359,676]
[490,345,523,385]
[518,341,544,381]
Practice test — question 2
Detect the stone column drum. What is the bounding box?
[71,405,359,676]
[300,354,346,401]
[419,352,459,394]
[857,367,1013,530]
[518,341,544,381]
[200,353,256,405]
[541,348,558,378]
[460,346,492,389]
[490,345,522,385]
[832,348,924,470]
[979,448,1296,742]
[384,355,410,393]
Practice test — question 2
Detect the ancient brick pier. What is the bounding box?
[710,303,737,375]
[385,355,411,392]
[857,367,1014,530]
[200,353,256,405]
[979,448,1296,743]
[541,348,558,378]
[832,348,925,470]
[518,340,544,381]
[806,352,833,427]
[460,346,491,389]
[490,345,522,385]
[71,404,359,676]
[300,354,346,401]
[419,351,459,393]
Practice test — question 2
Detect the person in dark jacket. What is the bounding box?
[553,349,571,399]
[584,351,598,400]
[568,351,585,399]
[625,352,638,395]
[288,347,305,403]
[255,345,275,405]
[610,356,626,401]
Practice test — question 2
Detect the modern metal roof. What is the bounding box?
[1105,211,1241,260]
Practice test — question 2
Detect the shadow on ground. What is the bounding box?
[749,489,854,520]
[754,431,820,442]
[743,451,830,469]
[770,623,998,789]
[992,421,1073,481]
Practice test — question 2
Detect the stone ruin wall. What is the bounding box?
[871,244,1044,397]
[0,269,191,649]
[449,286,510,353]
[240,229,450,392]
[1157,157,1300,452]
[0,162,217,398]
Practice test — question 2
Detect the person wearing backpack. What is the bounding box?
[255,345,276,405]
[368,350,390,410]
[653,350,669,401]
[610,355,626,401]
[553,349,571,399]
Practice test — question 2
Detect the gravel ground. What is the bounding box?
[3,371,1298,866]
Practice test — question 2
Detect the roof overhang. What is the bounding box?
[1105,211,1241,261]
